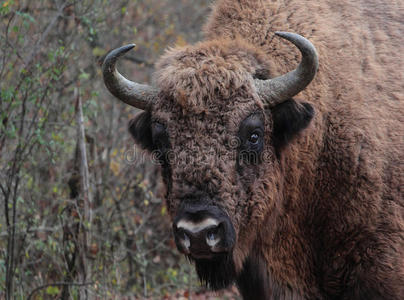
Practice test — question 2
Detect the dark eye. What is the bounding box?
[237,113,264,166]
[248,132,260,145]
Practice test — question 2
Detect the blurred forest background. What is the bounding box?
[0,0,239,298]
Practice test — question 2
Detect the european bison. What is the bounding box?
[102,0,404,299]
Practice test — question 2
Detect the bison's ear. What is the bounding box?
[271,99,314,154]
[128,111,154,151]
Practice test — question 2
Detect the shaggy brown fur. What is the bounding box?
[129,0,404,299]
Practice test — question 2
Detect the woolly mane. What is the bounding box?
[154,39,270,113]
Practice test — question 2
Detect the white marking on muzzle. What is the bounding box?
[177,218,219,234]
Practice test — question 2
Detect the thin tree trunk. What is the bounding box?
[75,86,93,299]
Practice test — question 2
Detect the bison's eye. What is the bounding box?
[248,132,260,145]
[238,113,265,165]
[245,129,263,153]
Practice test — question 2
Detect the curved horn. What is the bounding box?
[102,44,158,110]
[255,32,319,107]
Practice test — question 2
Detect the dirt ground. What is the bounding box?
[164,286,241,300]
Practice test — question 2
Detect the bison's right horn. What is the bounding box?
[255,32,319,107]
[102,44,158,110]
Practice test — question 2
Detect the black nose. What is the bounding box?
[173,205,235,259]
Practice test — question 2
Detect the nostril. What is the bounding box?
[182,233,190,249]
[207,231,216,242]
[206,225,221,247]
[207,225,219,238]
[177,229,191,250]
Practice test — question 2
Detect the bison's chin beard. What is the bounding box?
[188,252,237,290]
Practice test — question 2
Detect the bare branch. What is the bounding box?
[74,85,94,300]
[24,1,69,68]
[123,55,153,67]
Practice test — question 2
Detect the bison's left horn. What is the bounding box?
[255,32,319,107]
[102,44,158,110]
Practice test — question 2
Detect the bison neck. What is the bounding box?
[236,254,271,300]
[236,251,307,300]
[255,115,326,298]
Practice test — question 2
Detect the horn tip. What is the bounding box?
[274,31,318,58]
[113,44,136,56]
[121,44,136,52]
[274,31,294,39]
[103,44,137,68]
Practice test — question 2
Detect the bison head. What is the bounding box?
[102,32,318,289]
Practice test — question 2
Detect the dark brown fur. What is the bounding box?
[130,0,404,298]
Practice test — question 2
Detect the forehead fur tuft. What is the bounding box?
[154,38,270,112]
